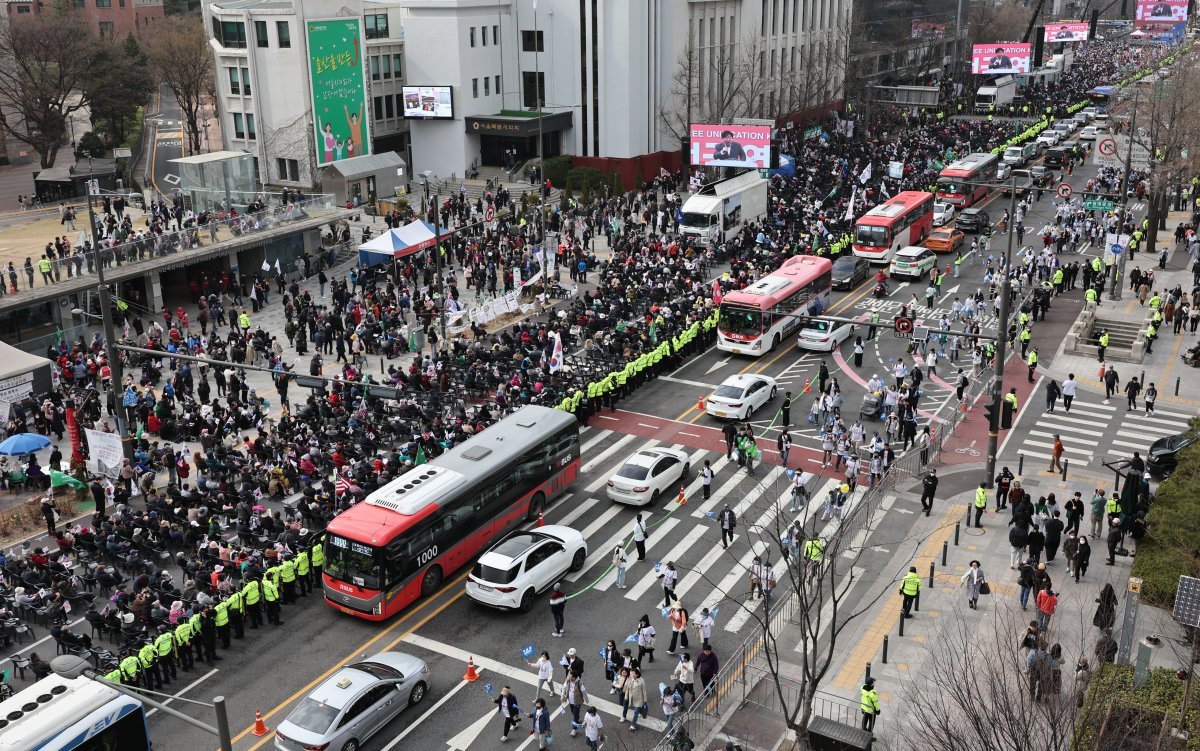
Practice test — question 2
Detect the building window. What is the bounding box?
[384,96,394,118]
[370,56,380,81]
[118,0,124,6]
[522,71,544,108]
[214,20,247,49]
[255,20,268,47]
[241,67,251,95]
[95,0,110,7]
[495,75,500,96]
[482,26,488,45]
[246,113,256,140]
[364,14,388,40]
[276,158,299,182]
[277,21,291,47]
[493,25,499,45]
[73,0,84,7]
[483,76,489,96]
[15,5,29,12]
[98,21,114,36]
[228,67,240,95]
[472,78,479,98]
[393,54,403,79]
[374,96,384,120]
[521,30,544,52]
[233,113,245,139]
[469,26,476,47]
[382,54,391,79]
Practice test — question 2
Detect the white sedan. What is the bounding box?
[607,447,691,506]
[705,373,778,421]
[466,526,587,612]
[933,201,955,227]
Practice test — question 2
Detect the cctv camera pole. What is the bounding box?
[983,170,1020,489]
[85,177,127,441]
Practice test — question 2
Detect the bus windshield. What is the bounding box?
[325,534,384,590]
[720,307,762,336]
[937,177,967,195]
[854,225,888,247]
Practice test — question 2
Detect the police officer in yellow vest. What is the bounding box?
[295,547,311,596]
[310,537,324,582]
[974,483,988,529]
[861,677,881,732]
[153,625,178,683]
[120,650,141,687]
[1105,492,1120,524]
[174,617,195,672]
[1146,321,1157,353]
[900,566,921,618]
[138,639,163,689]
[37,255,53,285]
[213,598,231,649]
[263,576,283,626]
[1027,348,1039,383]
[227,587,245,640]
[1085,287,1098,306]
[243,577,263,629]
[280,555,298,604]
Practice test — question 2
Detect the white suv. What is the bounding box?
[466,527,587,611]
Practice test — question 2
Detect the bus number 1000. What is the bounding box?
[416,546,439,567]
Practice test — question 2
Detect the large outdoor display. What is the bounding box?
[971,43,1032,75]
[307,18,371,166]
[689,124,772,168]
[1044,22,1090,42]
[401,86,455,120]
[1136,0,1188,22]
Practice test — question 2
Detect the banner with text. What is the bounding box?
[307,18,371,167]
[689,124,772,168]
[1135,0,1188,22]
[970,43,1032,75]
[85,429,123,478]
[911,20,947,38]
[1044,22,1090,42]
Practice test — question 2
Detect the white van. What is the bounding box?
[1002,143,1037,167]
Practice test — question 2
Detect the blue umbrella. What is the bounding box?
[0,433,52,456]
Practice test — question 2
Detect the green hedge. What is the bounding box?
[1130,419,1200,606]
[542,155,572,187]
[1078,664,1200,751]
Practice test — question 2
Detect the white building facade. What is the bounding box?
[400,0,851,180]
[200,0,410,189]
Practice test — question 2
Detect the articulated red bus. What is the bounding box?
[322,406,581,620]
[936,152,999,207]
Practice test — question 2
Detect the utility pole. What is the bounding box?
[533,0,548,285]
[1109,88,1139,302]
[435,189,446,350]
[84,169,127,442]
[983,171,1021,489]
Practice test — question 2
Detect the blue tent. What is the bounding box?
[357,220,448,266]
[771,154,796,179]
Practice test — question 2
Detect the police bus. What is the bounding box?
[322,405,581,620]
[0,674,151,751]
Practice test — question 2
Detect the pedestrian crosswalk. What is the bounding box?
[1012,392,1194,466]
[545,426,854,637]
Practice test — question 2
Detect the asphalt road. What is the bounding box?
[147,126,1147,751]
[145,84,184,202]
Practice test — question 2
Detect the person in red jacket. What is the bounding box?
[1036,588,1058,631]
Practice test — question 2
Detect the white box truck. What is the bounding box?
[679,171,768,243]
[975,76,1017,110]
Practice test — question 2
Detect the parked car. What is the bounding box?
[933,201,955,227]
[889,246,938,280]
[1036,131,1061,148]
[705,374,778,421]
[466,526,588,611]
[1029,165,1053,187]
[606,447,691,506]
[273,652,429,751]
[956,208,991,233]
[996,163,1012,181]
[831,254,870,289]
[925,227,965,253]
[1147,430,1199,479]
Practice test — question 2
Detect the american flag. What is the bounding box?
[335,473,352,495]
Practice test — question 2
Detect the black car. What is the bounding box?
[831,255,869,289]
[1030,166,1053,187]
[956,208,991,233]
[1146,430,1198,478]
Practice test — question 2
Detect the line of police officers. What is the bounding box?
[105,540,325,689]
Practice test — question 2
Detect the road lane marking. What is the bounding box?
[383,674,477,749]
[146,669,219,718]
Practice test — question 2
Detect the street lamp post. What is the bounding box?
[982,172,1020,488]
[418,172,447,352]
[51,654,233,751]
[83,169,127,439]
[1109,88,1140,302]
[533,0,548,285]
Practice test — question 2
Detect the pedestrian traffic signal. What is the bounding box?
[983,401,998,430]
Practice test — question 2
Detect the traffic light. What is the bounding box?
[983,401,998,431]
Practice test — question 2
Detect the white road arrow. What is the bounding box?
[938,284,960,303]
[446,707,496,750]
[705,356,733,376]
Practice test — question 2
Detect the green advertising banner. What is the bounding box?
[307,18,370,166]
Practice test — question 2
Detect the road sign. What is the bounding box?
[1084,199,1115,211]
[484,205,495,221]
[1092,134,1152,171]
[1056,183,1072,199]
[894,317,913,337]
[758,169,771,178]
[113,147,132,159]
[1097,137,1118,158]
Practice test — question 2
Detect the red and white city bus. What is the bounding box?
[322,405,580,621]
[936,152,999,207]
[717,255,833,356]
[851,191,937,264]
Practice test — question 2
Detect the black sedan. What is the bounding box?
[831,255,869,290]
[1146,430,1198,479]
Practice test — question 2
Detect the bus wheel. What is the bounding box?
[518,589,536,612]
[526,492,546,522]
[421,566,443,597]
[773,333,781,349]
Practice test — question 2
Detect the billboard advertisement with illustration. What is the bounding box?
[307,18,371,166]
[970,43,1032,75]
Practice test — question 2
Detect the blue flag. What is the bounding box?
[520,644,536,661]
[661,606,671,618]
[625,633,639,643]
[705,511,718,520]
[659,682,668,698]
[654,561,662,574]
[483,683,494,695]
[599,647,607,658]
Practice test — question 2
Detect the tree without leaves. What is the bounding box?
[969,0,1031,46]
[0,15,107,167]
[144,15,213,155]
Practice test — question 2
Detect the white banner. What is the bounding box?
[85,429,123,478]
[0,372,34,406]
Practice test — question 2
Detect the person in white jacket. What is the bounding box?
[526,650,555,697]
[583,705,604,750]
[672,653,696,707]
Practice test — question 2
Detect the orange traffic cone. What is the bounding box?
[536,510,545,527]
[677,486,687,506]
[251,709,270,737]
[697,395,705,411]
[464,657,480,682]
[802,378,812,393]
